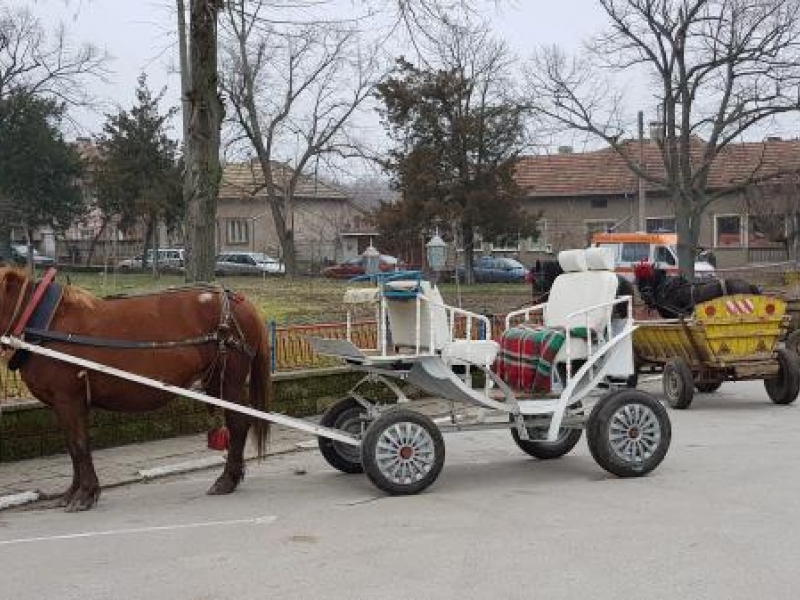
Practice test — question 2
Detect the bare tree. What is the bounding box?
[219,0,380,275]
[527,0,800,277]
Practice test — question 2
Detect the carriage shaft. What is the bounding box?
[0,335,360,446]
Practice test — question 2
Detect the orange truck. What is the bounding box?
[590,232,716,280]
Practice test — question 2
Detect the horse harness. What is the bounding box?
[2,272,257,374]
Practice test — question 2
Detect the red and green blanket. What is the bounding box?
[495,325,590,392]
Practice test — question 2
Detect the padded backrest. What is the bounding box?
[558,249,588,272]
[585,246,615,271]
[386,281,451,351]
[546,250,618,331]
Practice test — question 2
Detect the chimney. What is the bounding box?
[648,121,664,142]
[557,145,573,154]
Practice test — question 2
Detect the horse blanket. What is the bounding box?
[495,325,590,392]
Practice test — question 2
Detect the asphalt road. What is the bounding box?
[2,380,800,600]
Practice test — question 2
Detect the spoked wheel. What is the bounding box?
[587,389,671,478]
[765,348,800,405]
[318,397,370,474]
[694,378,723,394]
[510,411,583,460]
[662,357,694,409]
[361,409,445,495]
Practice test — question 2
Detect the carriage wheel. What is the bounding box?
[361,408,444,495]
[510,414,583,460]
[587,389,671,478]
[662,357,695,409]
[785,330,800,357]
[765,348,800,405]
[695,377,723,394]
[318,397,369,474]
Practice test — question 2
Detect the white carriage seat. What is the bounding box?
[544,248,618,362]
[385,280,451,352]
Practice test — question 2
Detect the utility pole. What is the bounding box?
[638,110,646,232]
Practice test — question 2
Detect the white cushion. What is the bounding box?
[585,246,615,271]
[442,340,500,366]
[344,288,379,304]
[558,249,587,272]
[387,281,451,351]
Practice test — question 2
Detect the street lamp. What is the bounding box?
[363,242,380,276]
[426,229,447,282]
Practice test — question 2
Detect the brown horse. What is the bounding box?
[0,267,270,511]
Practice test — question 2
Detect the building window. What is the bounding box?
[715,214,743,247]
[646,217,676,233]
[226,219,249,245]
[526,220,550,251]
[748,214,786,248]
[590,197,608,209]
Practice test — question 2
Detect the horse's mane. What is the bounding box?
[62,284,99,309]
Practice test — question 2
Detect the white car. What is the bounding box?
[215,251,285,276]
[118,248,185,272]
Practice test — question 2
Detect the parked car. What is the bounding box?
[321,254,399,279]
[215,251,285,276]
[456,256,528,283]
[11,244,55,267]
[117,248,185,272]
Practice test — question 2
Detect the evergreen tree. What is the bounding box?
[93,74,183,272]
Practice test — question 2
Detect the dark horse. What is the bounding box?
[528,258,635,318]
[633,261,760,318]
[0,267,270,511]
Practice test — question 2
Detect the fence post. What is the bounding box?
[269,320,277,373]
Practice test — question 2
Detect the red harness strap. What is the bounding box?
[12,267,58,337]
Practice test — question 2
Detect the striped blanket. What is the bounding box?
[495,325,590,393]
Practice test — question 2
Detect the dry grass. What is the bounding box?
[57,272,535,323]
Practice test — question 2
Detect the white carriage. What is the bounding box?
[308,247,672,495]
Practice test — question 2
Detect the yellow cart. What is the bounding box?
[633,294,800,408]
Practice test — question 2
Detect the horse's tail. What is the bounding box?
[249,322,272,460]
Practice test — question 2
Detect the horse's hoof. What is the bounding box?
[64,489,100,512]
[56,489,77,508]
[206,474,239,495]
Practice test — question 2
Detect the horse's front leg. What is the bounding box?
[52,400,101,511]
[207,407,250,495]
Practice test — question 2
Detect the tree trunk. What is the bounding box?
[461,221,476,285]
[675,194,695,280]
[86,216,110,266]
[184,0,223,283]
[0,195,12,264]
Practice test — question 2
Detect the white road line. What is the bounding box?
[0,515,277,547]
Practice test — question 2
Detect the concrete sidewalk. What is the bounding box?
[0,398,455,510]
[0,420,320,508]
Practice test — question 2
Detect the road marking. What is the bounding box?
[0,515,277,547]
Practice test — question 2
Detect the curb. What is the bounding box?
[0,439,317,512]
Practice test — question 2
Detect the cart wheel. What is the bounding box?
[662,357,694,409]
[764,348,800,405]
[318,397,368,474]
[510,416,583,460]
[786,330,800,357]
[361,408,444,495]
[587,389,671,478]
[695,378,723,394]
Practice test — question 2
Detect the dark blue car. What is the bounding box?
[457,256,527,283]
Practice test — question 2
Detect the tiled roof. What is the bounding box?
[515,139,800,197]
[219,161,347,201]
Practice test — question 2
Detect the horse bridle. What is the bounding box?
[0,275,31,343]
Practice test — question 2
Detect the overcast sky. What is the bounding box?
[11,0,797,156]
